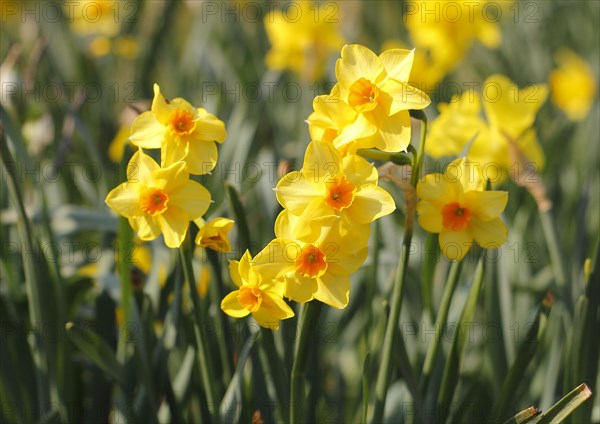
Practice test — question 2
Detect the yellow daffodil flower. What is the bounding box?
[328,44,430,153]
[65,1,120,37]
[549,49,597,121]
[105,149,211,248]
[405,1,508,75]
[194,217,235,253]
[264,1,345,81]
[262,210,368,309]
[221,250,294,330]
[426,75,547,181]
[275,140,395,239]
[129,84,226,175]
[417,158,508,260]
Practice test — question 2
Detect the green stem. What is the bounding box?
[539,210,568,292]
[420,260,463,395]
[357,148,412,165]
[371,112,427,423]
[290,301,323,424]
[179,240,218,418]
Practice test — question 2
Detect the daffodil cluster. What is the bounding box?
[222,45,428,329]
[105,84,233,250]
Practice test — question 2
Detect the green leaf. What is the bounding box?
[536,384,592,423]
[220,329,259,424]
[65,322,125,388]
[499,291,554,412]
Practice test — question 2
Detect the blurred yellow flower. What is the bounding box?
[105,149,211,248]
[405,1,508,78]
[549,49,597,121]
[426,75,548,181]
[268,210,368,308]
[65,1,121,37]
[129,84,226,175]
[221,250,294,330]
[417,158,508,260]
[329,44,430,153]
[88,36,112,57]
[275,140,395,239]
[264,1,345,81]
[194,217,235,253]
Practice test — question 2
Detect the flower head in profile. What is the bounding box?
[264,0,345,81]
[309,44,430,154]
[275,140,395,239]
[221,250,294,330]
[260,211,368,309]
[417,158,508,260]
[105,149,211,248]
[549,49,597,121]
[425,75,548,182]
[194,217,235,253]
[129,84,226,175]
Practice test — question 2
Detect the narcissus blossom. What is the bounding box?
[275,140,395,239]
[405,1,508,76]
[261,211,368,309]
[105,149,211,248]
[221,250,294,330]
[309,44,430,153]
[417,158,508,260]
[264,0,345,81]
[194,217,235,253]
[129,84,226,175]
[549,49,597,121]
[426,75,547,181]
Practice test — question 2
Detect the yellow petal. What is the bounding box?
[276,171,323,214]
[160,137,188,169]
[185,139,218,175]
[284,275,317,304]
[439,230,473,261]
[129,111,165,149]
[365,110,411,152]
[302,140,343,183]
[464,190,508,221]
[342,155,378,186]
[221,291,250,318]
[229,260,242,288]
[417,200,443,233]
[194,109,227,143]
[155,207,189,248]
[151,83,172,124]
[336,44,386,90]
[471,217,507,249]
[482,74,548,140]
[130,215,161,241]
[345,184,396,223]
[314,272,350,309]
[169,180,212,219]
[128,149,159,185]
[379,48,414,82]
[417,173,459,208]
[383,79,431,114]
[105,183,142,217]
